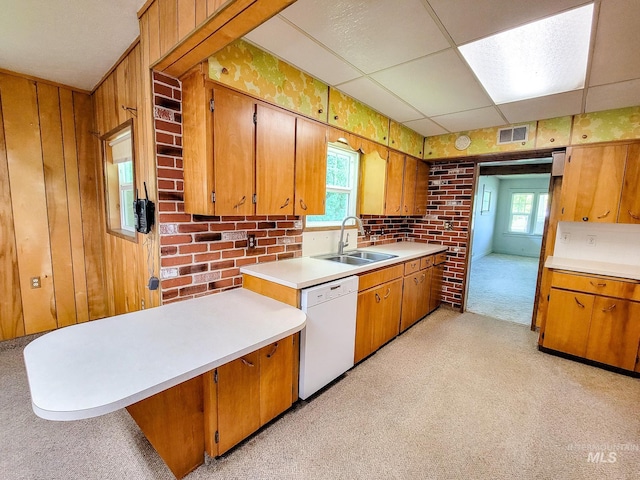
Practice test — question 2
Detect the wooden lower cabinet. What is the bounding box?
[372,278,403,352]
[400,262,432,333]
[542,271,640,372]
[216,336,294,455]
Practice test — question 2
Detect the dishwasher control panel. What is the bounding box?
[301,276,359,309]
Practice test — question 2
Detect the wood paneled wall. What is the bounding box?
[0,72,108,340]
[92,43,161,316]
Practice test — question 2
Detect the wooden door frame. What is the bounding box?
[460,148,563,331]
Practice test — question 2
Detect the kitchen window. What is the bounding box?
[508,191,548,235]
[102,120,136,240]
[306,143,359,228]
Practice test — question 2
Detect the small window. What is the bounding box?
[508,191,548,235]
[306,143,359,228]
[102,120,136,239]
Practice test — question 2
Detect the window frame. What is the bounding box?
[305,142,360,230]
[506,189,548,236]
[101,119,137,241]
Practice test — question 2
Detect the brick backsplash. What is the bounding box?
[407,162,475,308]
[153,71,474,310]
[153,72,302,304]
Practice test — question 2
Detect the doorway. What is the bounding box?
[466,159,551,325]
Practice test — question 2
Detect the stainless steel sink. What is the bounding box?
[345,251,397,261]
[313,250,397,265]
[314,254,373,265]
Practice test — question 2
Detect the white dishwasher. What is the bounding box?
[299,275,359,400]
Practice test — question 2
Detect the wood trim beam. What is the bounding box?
[479,163,553,176]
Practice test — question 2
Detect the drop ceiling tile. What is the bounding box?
[498,90,584,124]
[431,107,505,133]
[243,16,361,85]
[280,0,449,74]
[335,77,423,123]
[403,118,449,137]
[371,49,492,117]
[498,89,584,123]
[588,0,640,86]
[585,79,640,113]
[429,0,590,44]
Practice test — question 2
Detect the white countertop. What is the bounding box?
[545,256,640,281]
[23,289,306,421]
[241,242,448,289]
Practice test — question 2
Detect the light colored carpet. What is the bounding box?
[2,309,639,480]
[466,253,540,325]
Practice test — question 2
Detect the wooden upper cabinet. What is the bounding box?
[294,118,327,215]
[256,105,295,215]
[403,156,418,215]
[213,86,255,216]
[385,151,405,215]
[560,145,626,223]
[359,148,388,215]
[414,160,430,216]
[618,143,640,224]
[182,71,215,215]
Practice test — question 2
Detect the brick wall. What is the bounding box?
[408,162,475,308]
[153,72,303,304]
[358,215,412,247]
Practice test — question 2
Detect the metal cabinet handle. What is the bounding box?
[413,277,419,285]
[596,210,610,219]
[602,304,617,313]
[628,210,640,220]
[280,197,290,209]
[299,199,308,210]
[384,287,391,299]
[589,280,606,287]
[241,358,255,367]
[574,297,585,308]
[420,273,426,283]
[266,342,279,358]
[234,196,246,209]
[395,206,401,213]
[375,293,381,303]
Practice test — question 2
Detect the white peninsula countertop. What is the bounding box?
[241,242,448,289]
[23,289,306,421]
[545,256,640,281]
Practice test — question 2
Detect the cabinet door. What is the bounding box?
[355,288,376,363]
[372,279,403,351]
[586,297,640,370]
[295,118,327,215]
[429,263,443,313]
[400,272,421,332]
[213,86,255,216]
[385,151,404,215]
[403,156,417,215]
[182,72,215,215]
[259,337,294,424]
[618,143,640,224]
[359,149,387,215]
[216,351,261,454]
[543,288,593,357]
[414,160,430,216]
[560,145,626,223]
[256,105,295,215]
[418,267,432,318]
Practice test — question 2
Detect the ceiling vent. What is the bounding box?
[497,125,529,145]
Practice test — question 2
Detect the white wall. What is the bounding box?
[492,176,550,257]
[554,222,640,265]
[471,176,500,258]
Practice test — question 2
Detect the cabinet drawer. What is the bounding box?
[434,252,447,265]
[358,264,404,292]
[404,259,421,275]
[420,256,433,269]
[550,271,640,301]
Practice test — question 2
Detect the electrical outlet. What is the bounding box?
[248,234,256,248]
[560,233,571,243]
[586,235,597,247]
[370,235,379,242]
[31,276,41,289]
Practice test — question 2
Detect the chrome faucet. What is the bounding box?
[337,216,364,255]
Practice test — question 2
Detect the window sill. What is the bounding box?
[107,228,138,243]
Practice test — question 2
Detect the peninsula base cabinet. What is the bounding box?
[127,335,297,479]
[541,271,640,372]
